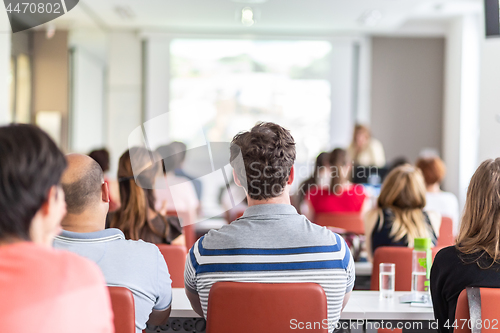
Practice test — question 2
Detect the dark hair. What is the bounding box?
[62,159,103,215]
[296,152,329,208]
[110,148,168,241]
[0,124,66,241]
[156,144,177,175]
[329,148,348,190]
[230,122,296,200]
[89,148,110,172]
[169,141,187,168]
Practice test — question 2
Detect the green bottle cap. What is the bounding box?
[414,238,432,251]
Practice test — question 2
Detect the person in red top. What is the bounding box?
[0,124,113,333]
[306,148,368,218]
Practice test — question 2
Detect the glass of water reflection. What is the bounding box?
[379,263,395,298]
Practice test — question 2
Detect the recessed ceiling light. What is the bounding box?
[115,6,135,20]
[241,7,255,26]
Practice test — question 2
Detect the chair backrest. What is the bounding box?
[370,246,443,291]
[437,216,455,247]
[167,210,196,251]
[207,282,328,333]
[108,286,135,333]
[156,244,187,288]
[455,287,500,333]
[314,213,365,234]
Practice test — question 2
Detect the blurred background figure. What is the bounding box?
[109,147,185,246]
[155,144,199,227]
[89,148,120,212]
[364,164,441,261]
[348,124,386,168]
[416,155,460,235]
[169,141,203,201]
[305,149,368,220]
[293,152,330,214]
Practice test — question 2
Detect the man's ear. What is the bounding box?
[102,182,110,203]
[287,165,295,185]
[233,169,242,187]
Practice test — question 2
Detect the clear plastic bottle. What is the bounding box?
[411,238,432,295]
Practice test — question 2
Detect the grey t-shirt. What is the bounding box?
[54,228,171,333]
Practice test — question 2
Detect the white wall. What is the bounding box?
[0,9,11,125]
[70,48,105,153]
[106,32,143,174]
[478,38,500,162]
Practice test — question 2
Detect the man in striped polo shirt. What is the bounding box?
[185,122,355,331]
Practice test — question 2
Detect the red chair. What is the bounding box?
[167,210,196,251]
[156,244,187,288]
[371,246,443,291]
[207,282,328,333]
[437,216,455,247]
[108,286,135,333]
[314,213,365,234]
[455,287,500,333]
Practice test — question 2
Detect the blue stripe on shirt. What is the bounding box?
[195,259,347,274]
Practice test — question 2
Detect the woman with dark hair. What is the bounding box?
[431,159,500,333]
[109,147,184,245]
[305,148,368,219]
[294,152,329,214]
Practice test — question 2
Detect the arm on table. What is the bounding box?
[186,288,204,317]
[147,306,171,326]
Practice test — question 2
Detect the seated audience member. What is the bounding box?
[184,122,355,332]
[431,159,500,333]
[306,148,368,219]
[0,124,113,333]
[294,151,329,214]
[54,154,172,333]
[347,124,386,168]
[364,165,440,260]
[170,141,203,200]
[155,144,199,225]
[109,147,184,245]
[416,156,460,235]
[89,148,120,212]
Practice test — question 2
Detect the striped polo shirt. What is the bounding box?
[185,204,355,332]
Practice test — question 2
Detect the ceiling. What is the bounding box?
[56,0,482,35]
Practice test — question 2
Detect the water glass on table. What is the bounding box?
[379,263,395,298]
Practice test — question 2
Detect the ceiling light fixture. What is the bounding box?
[241,7,255,26]
[115,6,135,20]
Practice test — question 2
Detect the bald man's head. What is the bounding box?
[62,154,104,215]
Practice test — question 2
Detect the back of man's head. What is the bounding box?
[88,148,110,173]
[62,154,104,216]
[0,124,66,241]
[230,122,296,200]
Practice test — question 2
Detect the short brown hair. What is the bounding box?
[230,122,296,200]
[456,158,500,267]
[416,156,446,186]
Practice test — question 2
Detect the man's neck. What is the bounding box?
[247,193,291,207]
[61,212,106,233]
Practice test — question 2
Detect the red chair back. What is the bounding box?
[108,286,135,333]
[156,244,187,288]
[314,213,365,234]
[167,210,196,251]
[455,288,500,333]
[371,246,443,291]
[207,282,328,333]
[437,216,455,247]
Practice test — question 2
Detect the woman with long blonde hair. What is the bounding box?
[364,164,440,259]
[109,147,184,245]
[431,159,500,333]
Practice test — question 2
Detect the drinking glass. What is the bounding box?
[379,263,395,298]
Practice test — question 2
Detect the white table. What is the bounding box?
[171,289,434,321]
